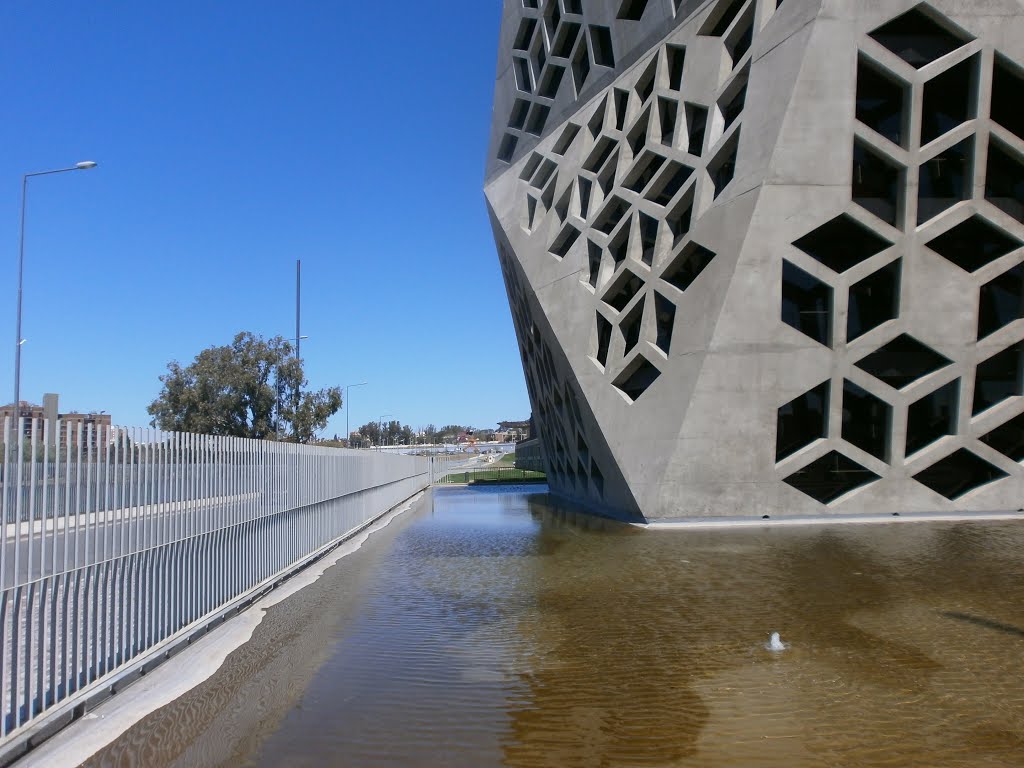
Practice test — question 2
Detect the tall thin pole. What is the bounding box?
[293,259,301,441]
[14,175,27,412]
[12,163,97,411]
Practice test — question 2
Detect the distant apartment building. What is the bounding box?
[0,393,112,450]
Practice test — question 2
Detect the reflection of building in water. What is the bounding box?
[485,0,1024,521]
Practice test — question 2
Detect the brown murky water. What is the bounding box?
[88,486,1024,767]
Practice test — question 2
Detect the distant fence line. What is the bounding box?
[0,416,435,752]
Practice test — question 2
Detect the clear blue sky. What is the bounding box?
[0,1,527,437]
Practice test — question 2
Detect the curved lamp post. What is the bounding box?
[14,161,98,410]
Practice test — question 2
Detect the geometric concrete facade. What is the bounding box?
[485,1,1024,522]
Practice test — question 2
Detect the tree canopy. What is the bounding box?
[148,331,342,442]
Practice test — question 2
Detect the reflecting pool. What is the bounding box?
[90,486,1024,767]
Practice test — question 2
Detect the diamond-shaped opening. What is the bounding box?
[613,88,630,131]
[792,214,892,273]
[549,223,579,260]
[513,17,537,51]
[552,123,580,155]
[572,36,591,96]
[595,312,613,367]
[624,111,648,158]
[842,380,892,461]
[654,292,675,354]
[583,136,617,173]
[525,195,538,231]
[576,433,589,465]
[709,131,739,198]
[992,55,1024,141]
[666,190,694,247]
[979,263,1024,339]
[685,103,708,156]
[906,379,959,456]
[568,386,583,424]
[918,136,973,224]
[538,65,566,99]
[667,44,686,91]
[663,241,716,293]
[497,134,518,163]
[564,0,582,15]
[913,448,1008,500]
[617,0,649,20]
[554,186,572,223]
[590,460,605,498]
[532,30,547,77]
[541,175,556,209]
[552,22,581,59]
[609,218,631,267]
[921,54,978,145]
[597,153,619,197]
[724,6,754,66]
[658,96,678,147]
[638,212,659,266]
[986,140,1024,223]
[635,58,658,104]
[868,6,972,69]
[856,55,908,147]
[531,158,558,189]
[980,411,1024,462]
[620,296,645,354]
[589,25,615,67]
[623,151,666,193]
[576,459,589,488]
[589,96,608,137]
[848,258,901,341]
[926,215,1021,272]
[513,56,533,94]
[577,176,592,219]
[781,260,832,347]
[700,0,745,37]
[777,381,829,462]
[854,334,951,389]
[783,451,880,504]
[520,152,543,181]
[594,196,630,235]
[586,240,602,288]
[508,98,530,130]
[646,161,693,206]
[543,0,561,39]
[613,356,661,402]
[603,268,645,312]
[852,141,904,226]
[719,70,747,131]
[973,343,1023,415]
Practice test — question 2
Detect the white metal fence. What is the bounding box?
[0,417,431,748]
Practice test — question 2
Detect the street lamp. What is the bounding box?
[14,161,98,410]
[344,381,368,447]
[378,413,391,452]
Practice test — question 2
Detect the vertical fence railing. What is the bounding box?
[0,417,429,743]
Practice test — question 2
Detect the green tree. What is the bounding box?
[358,421,381,446]
[147,331,342,442]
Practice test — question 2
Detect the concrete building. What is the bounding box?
[0,393,112,450]
[485,1,1024,521]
